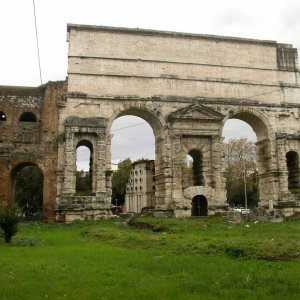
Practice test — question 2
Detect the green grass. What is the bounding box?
[0,217,299,299]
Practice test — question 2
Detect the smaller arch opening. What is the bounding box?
[76,140,93,195]
[188,149,204,186]
[12,163,43,220]
[0,111,6,121]
[191,195,208,216]
[19,112,37,122]
[286,151,300,193]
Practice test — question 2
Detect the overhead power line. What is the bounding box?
[110,87,283,132]
[111,121,147,132]
[32,0,43,85]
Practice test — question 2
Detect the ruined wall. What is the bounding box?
[2,25,299,221]
[0,81,66,221]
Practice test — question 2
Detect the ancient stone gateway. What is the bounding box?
[1,24,300,221]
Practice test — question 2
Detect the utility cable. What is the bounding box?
[111,121,147,132]
[32,0,43,85]
[110,87,283,132]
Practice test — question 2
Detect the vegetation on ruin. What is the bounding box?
[111,158,132,205]
[0,216,299,299]
[15,165,43,216]
[224,138,258,208]
[0,205,19,243]
[75,170,93,196]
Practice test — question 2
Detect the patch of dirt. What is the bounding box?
[128,219,168,232]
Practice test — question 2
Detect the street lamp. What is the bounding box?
[243,158,248,211]
[241,141,248,212]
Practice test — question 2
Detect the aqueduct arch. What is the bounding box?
[108,107,169,208]
[11,162,43,218]
[221,109,278,207]
[1,24,300,221]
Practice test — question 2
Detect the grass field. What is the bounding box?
[0,216,299,299]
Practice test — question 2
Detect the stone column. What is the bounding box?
[256,139,279,206]
[211,135,227,204]
[154,125,173,209]
[95,130,106,195]
[276,138,289,195]
[170,134,183,208]
[63,130,76,194]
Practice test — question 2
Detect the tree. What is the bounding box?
[223,138,258,208]
[112,158,132,205]
[0,205,19,243]
[75,170,91,195]
[15,166,43,216]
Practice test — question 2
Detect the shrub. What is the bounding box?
[0,205,19,243]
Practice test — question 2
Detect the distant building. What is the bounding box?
[124,160,155,213]
[111,163,118,172]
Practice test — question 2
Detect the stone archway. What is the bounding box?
[107,107,169,209]
[286,151,300,193]
[191,195,208,216]
[76,140,94,194]
[221,108,279,207]
[11,162,43,220]
[51,24,300,221]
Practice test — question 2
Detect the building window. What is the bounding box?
[76,140,93,194]
[286,151,300,193]
[187,149,204,186]
[0,111,6,121]
[20,112,37,122]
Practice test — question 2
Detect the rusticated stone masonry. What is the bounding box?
[0,24,300,221]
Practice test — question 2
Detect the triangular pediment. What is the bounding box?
[167,103,224,122]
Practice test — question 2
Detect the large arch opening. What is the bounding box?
[11,163,43,221]
[191,195,208,216]
[286,151,300,193]
[110,110,160,213]
[222,114,260,209]
[76,140,93,195]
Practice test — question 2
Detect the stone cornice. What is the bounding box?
[66,93,300,108]
[67,23,280,47]
[68,71,300,89]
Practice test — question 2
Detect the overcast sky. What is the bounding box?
[1,0,298,168]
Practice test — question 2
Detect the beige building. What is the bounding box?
[125,160,155,213]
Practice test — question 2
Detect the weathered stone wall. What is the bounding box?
[0,81,67,221]
[2,24,299,222]
[59,24,300,218]
[67,25,299,105]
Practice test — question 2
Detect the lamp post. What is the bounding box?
[243,158,248,211]
[241,141,248,213]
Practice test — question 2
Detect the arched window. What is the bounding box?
[286,151,300,193]
[20,112,37,122]
[188,149,204,186]
[0,111,6,121]
[12,163,43,220]
[76,140,93,194]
